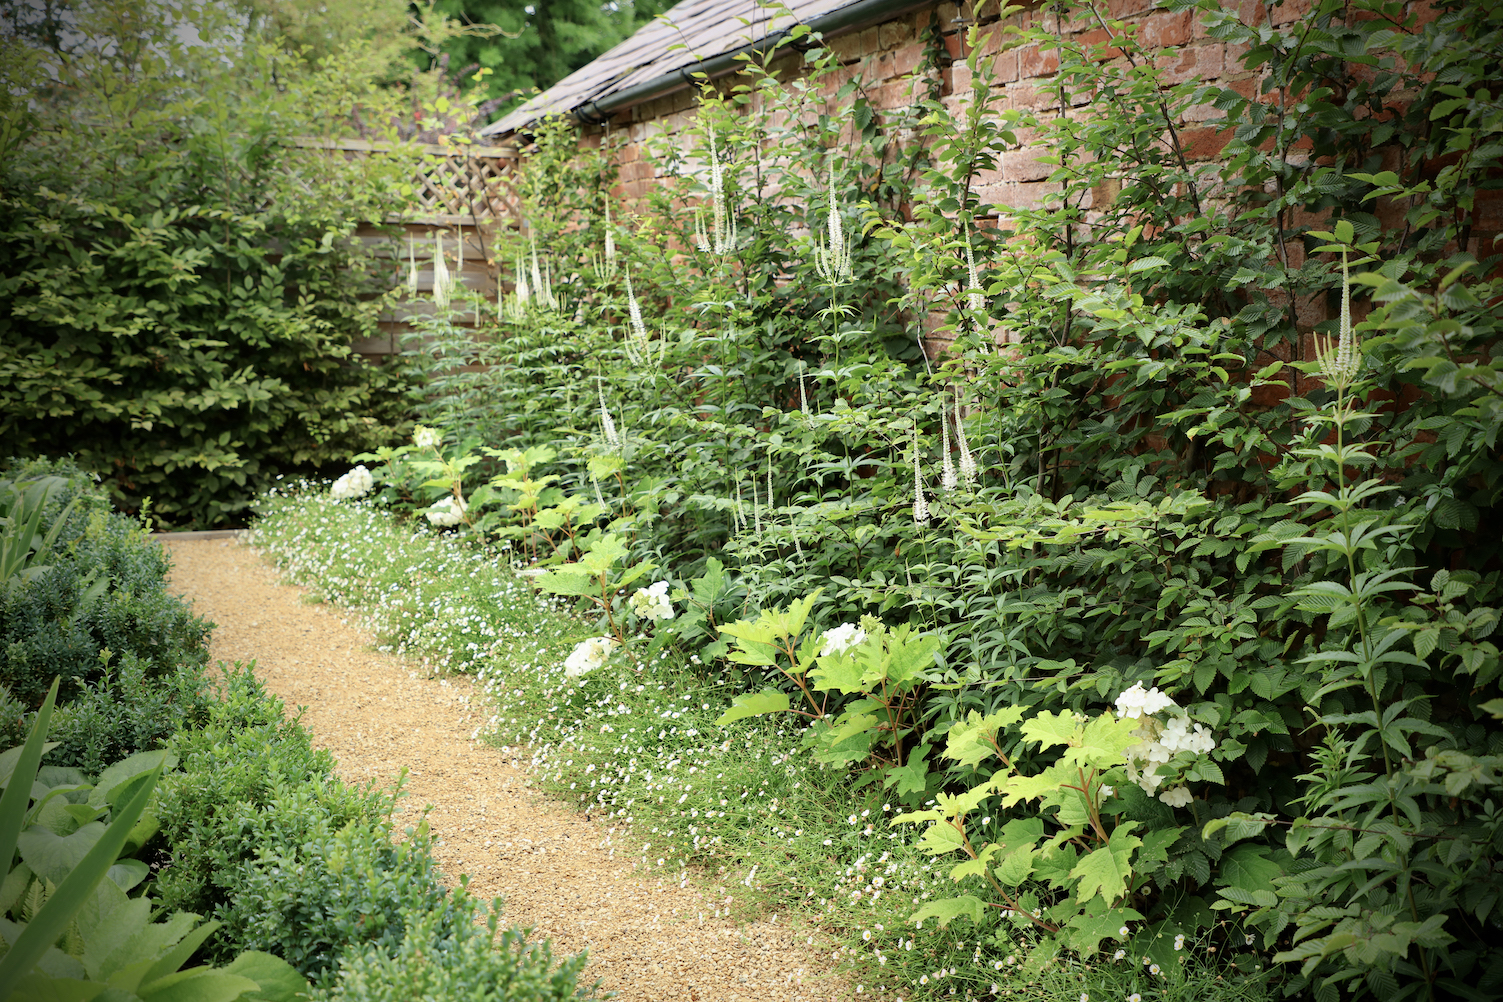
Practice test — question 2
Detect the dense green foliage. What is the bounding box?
[350,2,1502,999]
[153,665,585,999]
[0,1,425,528]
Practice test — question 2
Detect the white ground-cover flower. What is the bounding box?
[330,465,374,500]
[629,580,674,622]
[820,622,868,657]
[564,636,619,677]
[1114,681,1176,719]
[412,425,442,450]
[425,495,467,527]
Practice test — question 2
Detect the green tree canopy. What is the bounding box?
[425,0,674,116]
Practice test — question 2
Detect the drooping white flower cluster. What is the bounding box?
[412,425,442,450]
[954,389,977,488]
[812,161,853,285]
[912,422,930,526]
[963,219,987,317]
[330,465,374,500]
[693,128,738,256]
[1315,251,1361,391]
[563,636,618,677]
[820,622,868,657]
[628,581,674,622]
[598,380,621,449]
[1115,682,1216,806]
[432,232,453,312]
[425,495,467,527]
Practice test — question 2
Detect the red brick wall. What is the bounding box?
[584,0,1300,210]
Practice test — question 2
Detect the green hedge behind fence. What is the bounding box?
[0,4,421,528]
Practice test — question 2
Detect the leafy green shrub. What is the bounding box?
[45,652,213,775]
[151,663,581,994]
[0,2,421,528]
[153,665,385,927]
[309,1,1503,999]
[0,678,309,1002]
[0,459,210,706]
[215,817,452,982]
[316,903,589,1002]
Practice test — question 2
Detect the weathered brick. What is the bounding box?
[950,64,974,94]
[1159,41,1224,84]
[1269,0,1311,25]
[1141,10,1193,48]
[1002,148,1054,182]
[1178,126,1231,160]
[1106,0,1154,18]
[995,180,1060,211]
[1473,188,1503,231]
[876,41,927,80]
[1003,82,1058,112]
[879,16,915,50]
[990,48,1020,83]
[871,78,919,110]
[1075,27,1124,62]
[1017,43,1060,78]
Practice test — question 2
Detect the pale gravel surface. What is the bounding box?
[162,537,852,1002]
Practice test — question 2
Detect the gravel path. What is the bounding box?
[162,537,850,1002]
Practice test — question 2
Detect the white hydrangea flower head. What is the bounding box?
[1159,786,1193,808]
[820,622,868,657]
[1115,681,1176,719]
[424,495,467,527]
[412,425,442,450]
[564,636,619,677]
[330,465,374,500]
[628,580,674,622]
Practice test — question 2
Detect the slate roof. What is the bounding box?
[479,0,868,137]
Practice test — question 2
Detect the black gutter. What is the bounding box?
[488,0,938,135]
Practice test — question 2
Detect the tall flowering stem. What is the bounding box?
[912,422,930,526]
[955,388,977,487]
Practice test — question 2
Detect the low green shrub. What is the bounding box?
[44,651,213,775]
[210,807,451,981]
[153,664,386,928]
[316,902,589,1002]
[0,459,210,706]
[0,679,309,1002]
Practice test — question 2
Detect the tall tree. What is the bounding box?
[425,0,674,115]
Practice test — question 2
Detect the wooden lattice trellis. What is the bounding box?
[289,137,521,224]
[289,138,523,358]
